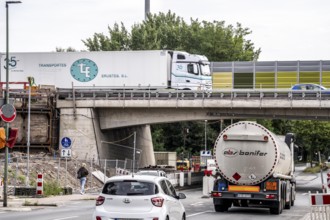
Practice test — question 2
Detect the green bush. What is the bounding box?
[43,181,62,196]
[18,175,26,183]
[304,164,328,173]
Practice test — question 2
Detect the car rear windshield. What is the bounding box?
[102,180,158,196]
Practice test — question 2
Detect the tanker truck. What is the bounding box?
[211,121,295,215]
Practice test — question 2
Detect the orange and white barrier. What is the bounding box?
[309,192,330,220]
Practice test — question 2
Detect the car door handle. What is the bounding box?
[186,80,190,82]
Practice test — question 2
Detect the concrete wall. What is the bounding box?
[59,108,155,167]
[98,123,155,168]
[59,108,99,162]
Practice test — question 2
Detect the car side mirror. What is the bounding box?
[177,192,186,200]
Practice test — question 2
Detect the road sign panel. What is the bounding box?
[61,149,72,158]
[0,104,16,123]
[61,137,72,148]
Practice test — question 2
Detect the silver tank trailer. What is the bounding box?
[214,121,292,185]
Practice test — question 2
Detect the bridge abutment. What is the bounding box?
[59,108,155,168]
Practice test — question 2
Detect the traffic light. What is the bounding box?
[7,127,18,148]
[0,127,6,149]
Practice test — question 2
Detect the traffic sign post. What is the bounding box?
[60,137,72,158]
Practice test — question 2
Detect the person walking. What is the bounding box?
[77,163,89,194]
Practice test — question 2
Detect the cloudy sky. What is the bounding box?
[0,0,329,61]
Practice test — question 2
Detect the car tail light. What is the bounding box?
[211,192,222,197]
[152,218,159,220]
[96,196,105,206]
[96,217,102,220]
[265,194,276,199]
[151,197,164,207]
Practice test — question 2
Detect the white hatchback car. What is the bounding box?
[92,175,186,220]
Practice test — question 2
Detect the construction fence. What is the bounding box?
[0,153,139,196]
[0,153,203,197]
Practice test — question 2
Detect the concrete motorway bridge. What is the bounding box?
[56,88,330,167]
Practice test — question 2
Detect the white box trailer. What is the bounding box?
[154,151,177,168]
[0,50,211,90]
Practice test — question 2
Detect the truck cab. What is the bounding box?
[176,159,190,171]
[170,51,211,91]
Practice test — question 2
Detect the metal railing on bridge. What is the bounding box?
[56,87,330,101]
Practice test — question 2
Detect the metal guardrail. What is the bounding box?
[56,87,330,101]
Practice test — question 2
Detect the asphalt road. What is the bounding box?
[183,188,310,220]
[0,163,321,220]
[0,187,312,220]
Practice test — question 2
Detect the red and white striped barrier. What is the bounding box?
[309,192,330,220]
[36,173,43,195]
[311,194,330,205]
[115,168,130,176]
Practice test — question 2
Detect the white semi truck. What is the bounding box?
[0,50,211,90]
[211,121,295,214]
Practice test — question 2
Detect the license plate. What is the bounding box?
[237,193,251,198]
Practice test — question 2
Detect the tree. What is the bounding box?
[56,47,77,52]
[83,22,131,51]
[83,11,260,61]
[291,120,330,166]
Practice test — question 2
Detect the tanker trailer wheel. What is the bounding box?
[270,185,284,215]
[284,189,292,209]
[214,204,228,212]
[269,198,283,215]
[291,196,295,206]
[214,200,231,212]
[291,187,295,206]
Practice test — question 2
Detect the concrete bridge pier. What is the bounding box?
[100,125,155,169]
[59,108,155,169]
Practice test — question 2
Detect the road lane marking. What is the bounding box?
[52,216,79,220]
[190,202,204,206]
[187,210,213,218]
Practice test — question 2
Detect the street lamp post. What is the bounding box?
[204,120,207,151]
[26,77,32,186]
[132,132,136,173]
[4,0,22,207]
